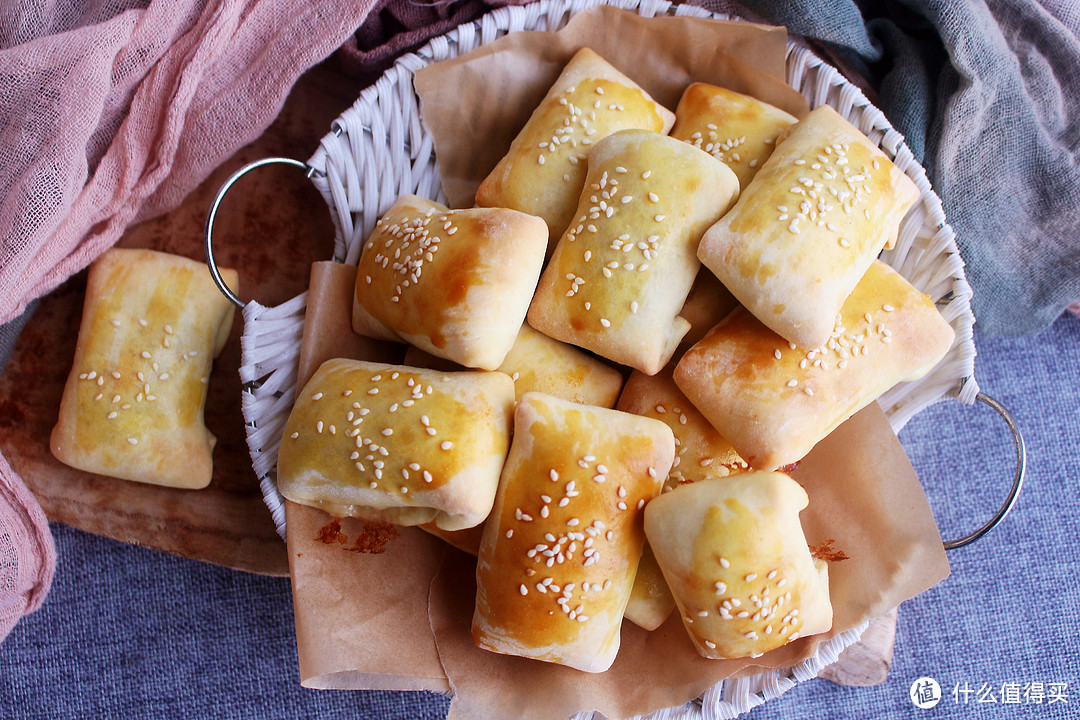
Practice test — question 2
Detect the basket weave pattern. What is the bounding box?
[236,1,978,716]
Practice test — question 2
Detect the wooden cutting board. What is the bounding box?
[0,59,362,576]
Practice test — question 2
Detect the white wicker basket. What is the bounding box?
[230,0,979,717]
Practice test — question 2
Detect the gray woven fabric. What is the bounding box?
[720,0,1080,336]
[3,314,1077,718]
[0,301,36,377]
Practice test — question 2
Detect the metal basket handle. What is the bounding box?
[206,162,1024,553]
[204,156,317,307]
[941,392,1026,550]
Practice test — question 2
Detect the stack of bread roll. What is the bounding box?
[275,47,954,672]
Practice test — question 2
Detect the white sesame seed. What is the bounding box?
[440,441,453,450]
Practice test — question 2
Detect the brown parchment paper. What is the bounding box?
[283,9,948,718]
[432,404,949,720]
[413,5,809,210]
[283,265,949,716]
[287,261,450,690]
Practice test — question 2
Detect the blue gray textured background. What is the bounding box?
[2,314,1077,719]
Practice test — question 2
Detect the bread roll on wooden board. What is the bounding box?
[50,248,238,490]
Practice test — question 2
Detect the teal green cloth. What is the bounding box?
[718,0,1080,336]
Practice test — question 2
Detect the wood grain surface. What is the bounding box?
[0,59,362,576]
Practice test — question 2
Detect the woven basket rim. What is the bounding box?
[234,2,979,717]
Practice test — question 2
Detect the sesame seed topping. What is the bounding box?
[440,441,453,450]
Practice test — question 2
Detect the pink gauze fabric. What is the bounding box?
[0,0,380,643]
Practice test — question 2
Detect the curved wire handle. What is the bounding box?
[204,156,314,308]
[942,392,1026,550]
[206,163,1024,550]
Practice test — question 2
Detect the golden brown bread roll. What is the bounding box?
[670,82,797,189]
[615,366,750,630]
[472,391,675,672]
[527,129,739,375]
[696,104,920,349]
[404,322,625,408]
[644,471,832,660]
[352,194,547,371]
[674,260,955,470]
[475,47,675,248]
[278,359,515,531]
[50,248,237,489]
[676,270,741,357]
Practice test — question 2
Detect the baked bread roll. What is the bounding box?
[475,47,675,248]
[472,391,675,673]
[404,322,625,408]
[278,359,515,531]
[352,194,547,371]
[674,260,955,470]
[675,270,741,369]
[697,104,920,349]
[616,366,749,630]
[670,83,797,189]
[617,367,749,491]
[527,130,740,375]
[50,248,237,489]
[644,472,832,660]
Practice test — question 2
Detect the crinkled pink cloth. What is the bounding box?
[0,0,379,643]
